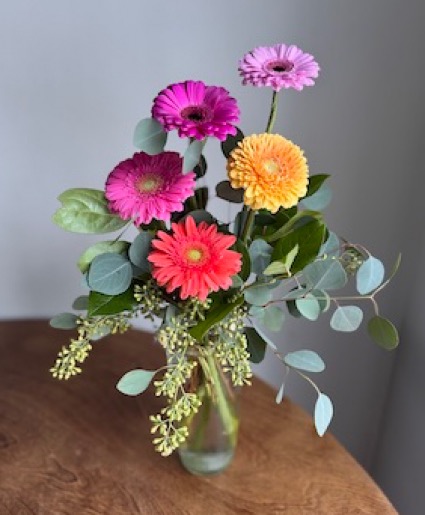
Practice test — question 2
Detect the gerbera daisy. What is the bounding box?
[151,80,240,141]
[227,133,308,212]
[148,216,242,301]
[239,44,320,92]
[105,151,195,225]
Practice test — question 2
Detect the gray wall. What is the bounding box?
[1,1,423,511]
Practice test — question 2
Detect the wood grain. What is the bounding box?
[0,320,396,514]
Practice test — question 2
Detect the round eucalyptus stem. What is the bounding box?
[265,91,279,133]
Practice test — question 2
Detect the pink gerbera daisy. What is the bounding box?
[239,44,320,92]
[148,216,242,301]
[105,151,195,226]
[151,80,240,141]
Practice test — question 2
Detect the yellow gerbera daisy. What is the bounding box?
[227,133,309,212]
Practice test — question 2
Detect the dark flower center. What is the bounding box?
[181,105,212,123]
[267,60,294,74]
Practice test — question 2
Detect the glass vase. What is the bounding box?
[178,348,239,476]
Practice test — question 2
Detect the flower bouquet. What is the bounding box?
[50,44,399,476]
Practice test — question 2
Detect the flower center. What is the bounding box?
[184,243,209,266]
[180,105,211,123]
[137,174,162,194]
[266,60,294,73]
[263,159,281,175]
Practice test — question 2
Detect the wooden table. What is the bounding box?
[0,320,395,514]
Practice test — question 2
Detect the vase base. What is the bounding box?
[179,449,235,476]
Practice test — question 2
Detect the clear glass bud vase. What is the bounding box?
[178,348,239,476]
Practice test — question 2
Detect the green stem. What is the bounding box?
[240,208,255,244]
[203,352,238,447]
[265,91,279,133]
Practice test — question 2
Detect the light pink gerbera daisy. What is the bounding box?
[105,151,195,226]
[151,80,240,141]
[148,216,242,301]
[239,44,320,92]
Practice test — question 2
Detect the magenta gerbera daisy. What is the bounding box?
[148,216,242,301]
[151,80,240,141]
[239,44,320,92]
[105,151,195,226]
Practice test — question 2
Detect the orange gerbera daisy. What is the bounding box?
[148,216,242,301]
[227,133,309,212]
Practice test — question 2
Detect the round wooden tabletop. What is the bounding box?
[0,320,395,514]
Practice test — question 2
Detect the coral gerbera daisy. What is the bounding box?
[239,44,320,92]
[227,133,308,212]
[105,151,195,226]
[148,216,242,301]
[151,80,240,141]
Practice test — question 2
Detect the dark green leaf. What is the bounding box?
[193,154,207,179]
[234,239,251,281]
[264,210,323,243]
[216,180,244,203]
[221,127,244,158]
[195,186,209,210]
[87,288,137,316]
[368,316,399,350]
[304,174,330,198]
[245,327,267,363]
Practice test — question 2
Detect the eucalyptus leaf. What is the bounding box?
[128,231,154,272]
[319,231,341,258]
[330,306,363,332]
[284,350,325,373]
[72,295,89,311]
[304,174,330,198]
[78,241,130,273]
[133,118,167,154]
[49,313,79,330]
[53,188,128,234]
[356,256,385,295]
[216,181,244,203]
[295,294,321,321]
[368,315,399,350]
[263,305,285,332]
[253,322,278,350]
[183,209,215,224]
[245,327,267,363]
[249,239,273,276]
[244,284,273,306]
[311,289,331,312]
[314,393,334,436]
[248,305,266,319]
[88,253,133,295]
[283,287,308,300]
[303,259,347,291]
[286,299,302,318]
[183,139,205,173]
[116,369,156,396]
[302,183,332,211]
[231,275,244,289]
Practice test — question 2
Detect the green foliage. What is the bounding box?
[72,296,89,311]
[314,393,334,436]
[53,189,128,234]
[221,127,244,158]
[183,139,205,173]
[302,183,332,211]
[368,315,399,350]
[249,239,273,276]
[87,253,133,295]
[245,327,267,363]
[78,240,130,273]
[194,186,209,210]
[193,154,207,179]
[271,219,326,274]
[295,294,321,321]
[265,210,323,243]
[50,313,79,330]
[356,256,385,294]
[319,231,340,257]
[133,118,167,155]
[87,288,137,316]
[244,284,273,306]
[284,350,325,373]
[304,174,330,198]
[128,231,154,273]
[216,180,244,203]
[303,259,347,291]
[263,305,285,332]
[116,369,156,396]
[330,306,363,332]
[234,239,251,281]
